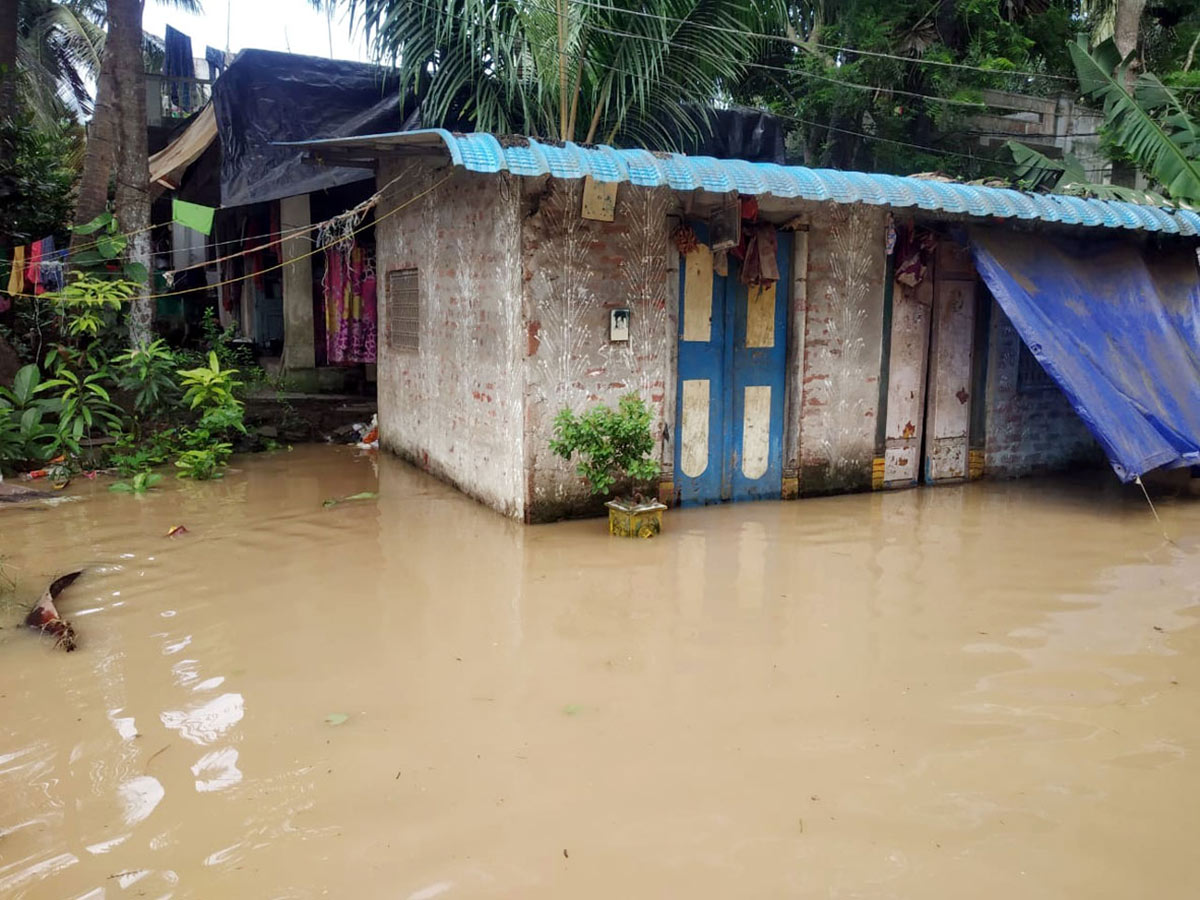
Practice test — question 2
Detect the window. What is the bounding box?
[1017,341,1055,392]
[386,268,420,353]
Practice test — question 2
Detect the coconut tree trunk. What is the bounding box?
[108,0,152,345]
[74,0,152,344]
[0,0,17,122]
[73,40,119,239]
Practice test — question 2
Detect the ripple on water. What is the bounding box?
[160,692,244,745]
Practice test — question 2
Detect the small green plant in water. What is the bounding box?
[175,445,233,480]
[110,470,163,494]
[549,393,660,499]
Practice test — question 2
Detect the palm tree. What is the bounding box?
[16,0,106,127]
[321,0,774,149]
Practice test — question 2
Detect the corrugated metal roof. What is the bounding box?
[286,128,1200,236]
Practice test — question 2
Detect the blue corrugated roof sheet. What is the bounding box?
[288,129,1200,236]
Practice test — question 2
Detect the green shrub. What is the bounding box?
[178,351,242,411]
[39,350,124,456]
[549,393,660,498]
[0,364,59,467]
[113,339,179,415]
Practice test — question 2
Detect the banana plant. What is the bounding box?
[1067,37,1200,205]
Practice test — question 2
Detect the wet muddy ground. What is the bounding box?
[2,446,1199,898]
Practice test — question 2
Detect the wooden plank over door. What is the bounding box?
[883,275,933,487]
[925,241,977,483]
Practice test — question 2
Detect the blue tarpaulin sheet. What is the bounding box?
[970,228,1200,481]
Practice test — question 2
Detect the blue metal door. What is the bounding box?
[675,226,790,506]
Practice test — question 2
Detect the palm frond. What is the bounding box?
[329,0,768,149]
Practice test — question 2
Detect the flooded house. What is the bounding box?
[289,130,1200,522]
[146,50,422,391]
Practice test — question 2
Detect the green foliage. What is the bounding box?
[109,470,164,494]
[201,307,255,371]
[178,351,243,411]
[332,0,771,148]
[549,393,660,498]
[107,429,179,476]
[174,445,232,480]
[112,339,179,414]
[44,274,134,337]
[66,213,148,284]
[39,349,124,455]
[170,350,246,480]
[0,364,60,466]
[0,109,78,248]
[0,409,22,467]
[1069,37,1200,205]
[1005,138,1174,202]
[14,0,107,128]
[730,0,1077,176]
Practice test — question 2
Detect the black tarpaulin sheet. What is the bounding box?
[214,49,419,208]
[970,227,1200,481]
[669,105,786,163]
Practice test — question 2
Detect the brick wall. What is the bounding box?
[374,162,527,518]
[983,300,1103,477]
[521,180,675,522]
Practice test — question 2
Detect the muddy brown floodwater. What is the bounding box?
[2,446,1199,898]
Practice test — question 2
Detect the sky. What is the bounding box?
[142,0,372,64]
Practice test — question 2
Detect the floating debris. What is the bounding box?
[322,492,379,508]
[25,570,83,651]
[0,481,52,504]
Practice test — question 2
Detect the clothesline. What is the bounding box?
[1,165,426,304]
[1,171,448,304]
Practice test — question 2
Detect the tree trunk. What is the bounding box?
[109,0,152,346]
[72,41,119,239]
[1113,0,1146,61]
[0,0,17,122]
[74,0,152,344]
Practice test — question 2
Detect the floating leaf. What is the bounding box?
[325,713,349,726]
[562,704,582,716]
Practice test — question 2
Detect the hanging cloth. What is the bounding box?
[738,224,779,287]
[6,245,26,296]
[164,26,195,111]
[205,46,228,80]
[323,245,378,364]
[25,239,45,295]
[38,237,64,293]
[894,224,937,288]
[172,198,215,235]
